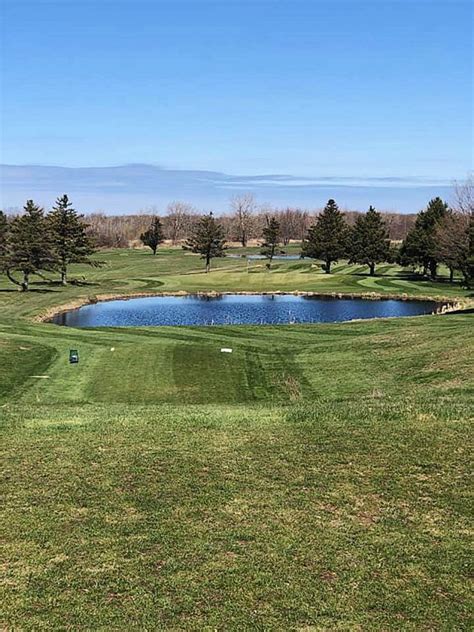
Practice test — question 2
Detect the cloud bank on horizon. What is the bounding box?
[0,164,458,214]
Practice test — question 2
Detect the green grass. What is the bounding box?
[1,247,473,629]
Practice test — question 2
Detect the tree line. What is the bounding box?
[72,200,416,249]
[139,187,472,285]
[2,180,472,289]
[0,195,97,291]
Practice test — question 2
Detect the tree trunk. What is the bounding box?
[61,269,67,285]
[22,271,29,291]
[325,259,331,274]
[449,267,454,283]
[369,262,375,276]
[205,253,210,273]
[429,261,438,279]
[268,246,275,269]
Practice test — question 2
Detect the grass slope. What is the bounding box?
[1,247,473,630]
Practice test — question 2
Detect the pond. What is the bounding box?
[51,294,442,328]
[227,254,303,260]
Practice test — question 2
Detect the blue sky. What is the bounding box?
[0,0,472,212]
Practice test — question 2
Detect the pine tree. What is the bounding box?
[397,226,427,272]
[302,199,349,273]
[348,206,390,276]
[48,194,95,285]
[260,216,281,267]
[140,216,165,255]
[183,212,226,272]
[6,200,56,291]
[0,211,8,272]
[399,197,449,278]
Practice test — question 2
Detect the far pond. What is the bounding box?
[51,294,442,328]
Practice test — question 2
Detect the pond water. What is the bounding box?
[227,254,303,260]
[51,294,442,328]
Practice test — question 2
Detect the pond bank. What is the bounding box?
[35,291,467,328]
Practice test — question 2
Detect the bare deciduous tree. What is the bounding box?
[277,208,311,244]
[230,194,256,247]
[454,175,474,216]
[433,213,470,282]
[166,201,195,245]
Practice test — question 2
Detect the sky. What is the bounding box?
[0,0,472,213]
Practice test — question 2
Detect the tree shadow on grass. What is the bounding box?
[350,272,384,278]
[27,287,63,293]
[32,279,101,290]
[445,306,474,314]
[0,287,61,293]
[388,270,465,285]
[345,269,418,279]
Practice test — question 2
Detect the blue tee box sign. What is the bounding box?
[69,350,79,364]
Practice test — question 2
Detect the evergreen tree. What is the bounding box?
[302,199,349,273]
[48,194,95,284]
[6,200,56,291]
[387,242,401,265]
[348,206,390,276]
[399,197,449,278]
[0,211,8,272]
[183,212,226,272]
[260,216,281,267]
[140,216,165,255]
[397,226,427,271]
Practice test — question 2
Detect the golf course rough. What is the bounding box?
[1,246,472,630]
